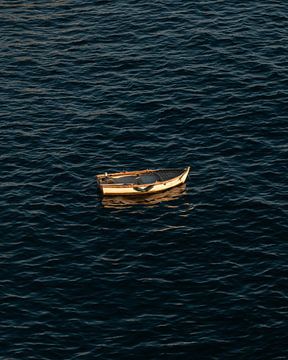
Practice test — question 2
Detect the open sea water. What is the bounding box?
[1,1,287,359]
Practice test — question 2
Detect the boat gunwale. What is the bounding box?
[96,167,185,179]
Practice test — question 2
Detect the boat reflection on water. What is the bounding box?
[101,184,186,208]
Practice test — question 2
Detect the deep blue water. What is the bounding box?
[1,1,288,359]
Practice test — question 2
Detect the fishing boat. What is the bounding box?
[96,166,190,196]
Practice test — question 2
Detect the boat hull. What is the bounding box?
[102,184,186,207]
[96,167,190,196]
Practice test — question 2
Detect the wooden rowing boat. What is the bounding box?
[96,166,190,196]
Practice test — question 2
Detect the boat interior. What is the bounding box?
[99,169,184,185]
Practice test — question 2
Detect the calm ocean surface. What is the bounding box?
[1,1,287,359]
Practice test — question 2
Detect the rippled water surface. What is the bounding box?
[1,1,288,359]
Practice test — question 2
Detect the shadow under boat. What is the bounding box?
[101,184,186,208]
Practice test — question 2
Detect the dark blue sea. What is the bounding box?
[1,1,287,359]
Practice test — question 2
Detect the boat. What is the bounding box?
[96,166,190,196]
